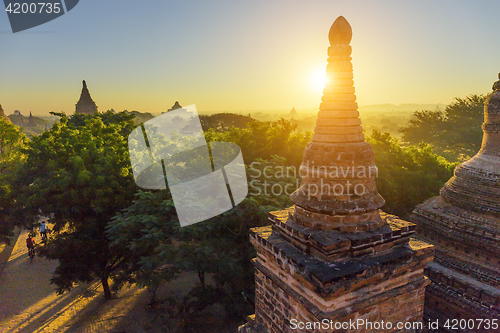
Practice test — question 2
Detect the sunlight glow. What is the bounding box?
[310,67,327,93]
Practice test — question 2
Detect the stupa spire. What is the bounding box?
[75,80,98,114]
[290,16,384,232]
[239,17,433,333]
[27,111,37,127]
[314,16,362,144]
[439,73,500,214]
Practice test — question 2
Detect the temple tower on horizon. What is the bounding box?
[411,74,500,329]
[75,80,98,114]
[239,16,434,333]
[168,101,182,111]
[26,111,37,127]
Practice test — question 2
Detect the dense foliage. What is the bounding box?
[0,118,28,243]
[12,111,137,299]
[400,94,486,161]
[106,156,296,327]
[205,118,312,167]
[367,130,456,219]
[1,93,478,327]
[199,113,255,132]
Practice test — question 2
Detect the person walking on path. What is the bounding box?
[26,234,35,259]
[39,221,47,242]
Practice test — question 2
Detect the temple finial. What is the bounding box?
[82,80,87,88]
[329,16,352,45]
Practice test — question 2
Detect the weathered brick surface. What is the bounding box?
[244,237,430,333]
[240,16,433,333]
[411,75,500,331]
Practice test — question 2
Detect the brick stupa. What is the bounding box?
[239,16,434,333]
[75,80,98,114]
[168,101,182,111]
[411,74,500,328]
[26,111,37,127]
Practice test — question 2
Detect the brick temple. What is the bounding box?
[239,16,434,333]
[75,80,98,114]
[26,111,37,127]
[411,74,500,330]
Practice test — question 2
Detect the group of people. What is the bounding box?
[25,221,48,259]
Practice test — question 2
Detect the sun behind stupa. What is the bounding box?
[239,16,434,333]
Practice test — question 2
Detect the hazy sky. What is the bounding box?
[1,0,499,115]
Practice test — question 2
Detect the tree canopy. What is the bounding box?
[399,94,486,161]
[205,118,312,167]
[199,113,255,132]
[367,130,456,218]
[106,156,296,326]
[12,111,137,299]
[0,117,28,243]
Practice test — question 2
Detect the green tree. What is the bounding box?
[198,113,255,132]
[400,94,486,161]
[106,156,297,325]
[12,111,137,299]
[205,118,312,167]
[0,118,28,243]
[368,130,456,218]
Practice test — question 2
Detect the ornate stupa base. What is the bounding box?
[239,209,433,333]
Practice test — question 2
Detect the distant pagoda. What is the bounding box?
[412,74,500,328]
[239,16,434,333]
[168,101,182,111]
[26,111,37,127]
[75,80,98,114]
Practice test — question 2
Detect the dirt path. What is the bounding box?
[0,229,155,333]
[0,229,241,332]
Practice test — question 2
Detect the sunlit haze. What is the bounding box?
[1,0,499,115]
